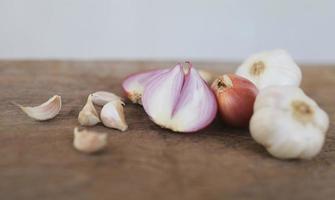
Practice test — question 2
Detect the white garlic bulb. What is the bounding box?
[235,49,302,89]
[250,86,329,159]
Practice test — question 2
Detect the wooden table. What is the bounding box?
[0,61,334,200]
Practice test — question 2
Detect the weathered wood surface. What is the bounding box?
[0,61,334,200]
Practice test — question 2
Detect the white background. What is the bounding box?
[0,0,334,63]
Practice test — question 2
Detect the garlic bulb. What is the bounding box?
[250,86,329,159]
[142,62,217,132]
[122,69,168,104]
[91,91,123,106]
[100,100,128,131]
[78,95,100,126]
[14,95,61,121]
[235,49,302,89]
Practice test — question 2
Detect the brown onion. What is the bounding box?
[211,74,258,127]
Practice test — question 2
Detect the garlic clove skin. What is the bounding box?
[211,74,258,127]
[14,95,62,121]
[235,49,302,90]
[122,69,168,104]
[100,101,128,131]
[73,127,108,154]
[250,86,329,159]
[91,91,124,106]
[78,95,101,126]
[142,63,217,132]
[198,69,216,85]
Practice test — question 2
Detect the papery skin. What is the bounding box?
[122,69,168,104]
[142,64,217,132]
[235,49,302,90]
[211,74,258,127]
[250,86,329,159]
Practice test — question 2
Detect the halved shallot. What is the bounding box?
[142,62,217,132]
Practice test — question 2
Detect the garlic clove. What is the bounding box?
[142,62,217,132]
[211,74,258,127]
[235,49,302,90]
[14,95,62,121]
[250,86,329,159]
[73,127,108,154]
[122,68,168,104]
[100,101,128,131]
[78,95,101,126]
[198,69,216,85]
[91,91,124,106]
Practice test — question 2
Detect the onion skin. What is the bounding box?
[211,74,258,127]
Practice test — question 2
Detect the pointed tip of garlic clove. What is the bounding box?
[118,123,128,132]
[78,95,101,126]
[73,127,108,154]
[91,91,124,106]
[100,101,128,131]
[14,95,62,121]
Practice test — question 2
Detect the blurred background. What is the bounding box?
[0,0,334,63]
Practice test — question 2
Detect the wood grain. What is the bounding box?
[0,61,334,200]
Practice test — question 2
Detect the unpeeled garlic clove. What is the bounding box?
[235,49,302,90]
[122,69,168,104]
[100,101,128,131]
[73,127,108,154]
[14,95,62,121]
[91,91,124,106]
[198,69,216,85]
[78,95,100,126]
[211,74,258,127]
[142,62,217,132]
[250,86,329,159]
